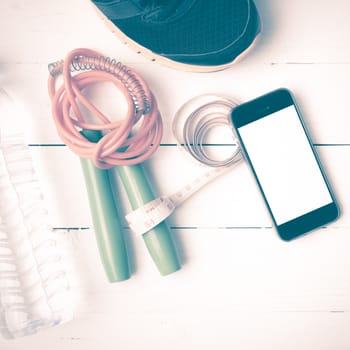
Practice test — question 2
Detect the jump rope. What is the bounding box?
[48,48,243,282]
[127,94,243,236]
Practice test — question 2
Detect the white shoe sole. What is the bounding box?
[91,2,260,73]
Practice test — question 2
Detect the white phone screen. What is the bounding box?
[238,105,333,225]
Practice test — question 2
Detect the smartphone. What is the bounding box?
[231,88,339,241]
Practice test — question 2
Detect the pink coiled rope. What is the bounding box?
[47,48,163,169]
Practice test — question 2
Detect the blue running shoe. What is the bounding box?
[91,0,261,72]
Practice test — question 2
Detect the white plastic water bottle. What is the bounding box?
[0,87,72,338]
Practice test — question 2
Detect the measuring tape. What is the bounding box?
[126,94,243,236]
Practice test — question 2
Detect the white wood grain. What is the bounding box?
[29,145,349,229]
[1,61,349,144]
[1,0,350,349]
[3,227,350,350]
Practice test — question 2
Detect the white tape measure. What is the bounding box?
[126,94,243,236]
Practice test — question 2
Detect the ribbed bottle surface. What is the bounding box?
[0,89,72,339]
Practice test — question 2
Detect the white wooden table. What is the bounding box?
[1,0,350,349]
